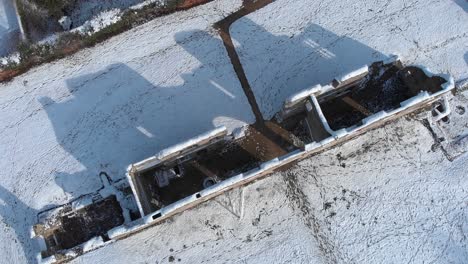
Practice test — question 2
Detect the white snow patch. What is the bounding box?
[285,84,321,107]
[155,126,227,160]
[136,126,154,138]
[210,80,236,99]
[72,196,94,211]
[335,65,369,84]
[82,236,106,252]
[73,9,122,34]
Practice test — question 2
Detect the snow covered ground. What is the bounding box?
[0,0,467,263]
[0,0,21,56]
[231,0,468,118]
[0,1,252,262]
[73,117,468,264]
[68,0,147,28]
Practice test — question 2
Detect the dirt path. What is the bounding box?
[214,0,300,159]
[214,0,275,124]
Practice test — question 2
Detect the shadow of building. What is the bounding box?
[39,28,256,197]
[228,18,388,118]
[37,17,388,206]
[20,18,388,262]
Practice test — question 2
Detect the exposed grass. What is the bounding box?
[1,0,213,83]
[16,0,63,41]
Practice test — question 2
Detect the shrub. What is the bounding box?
[29,0,75,18]
[0,0,213,82]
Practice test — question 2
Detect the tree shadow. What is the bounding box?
[453,0,468,12]
[229,18,388,118]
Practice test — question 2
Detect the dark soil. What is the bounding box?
[140,120,304,211]
[42,195,124,256]
[138,0,321,212]
[319,62,445,131]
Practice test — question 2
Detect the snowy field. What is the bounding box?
[73,117,468,264]
[231,0,468,118]
[0,0,467,263]
[0,1,252,262]
[0,0,20,56]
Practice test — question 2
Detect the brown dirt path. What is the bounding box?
[214,0,275,124]
[214,0,300,159]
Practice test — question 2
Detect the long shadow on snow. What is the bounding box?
[228,18,388,119]
[38,29,254,197]
[67,0,146,28]
[453,0,468,12]
[29,19,389,259]
[37,21,391,197]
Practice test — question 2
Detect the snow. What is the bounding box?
[285,84,321,107]
[130,0,165,10]
[0,0,467,263]
[73,9,122,35]
[309,95,334,135]
[81,236,106,252]
[230,0,468,119]
[58,16,72,31]
[71,196,94,211]
[431,96,452,122]
[39,255,56,264]
[74,117,468,264]
[0,1,249,262]
[361,111,389,126]
[129,126,226,175]
[400,91,431,107]
[155,126,226,161]
[232,125,247,139]
[125,170,146,217]
[69,0,150,29]
[98,61,455,251]
[335,65,369,84]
